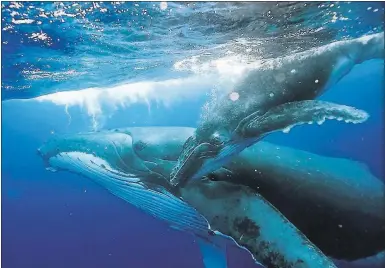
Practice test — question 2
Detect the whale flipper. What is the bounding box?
[48,151,210,234]
[235,100,369,138]
[181,180,337,268]
[46,150,235,267]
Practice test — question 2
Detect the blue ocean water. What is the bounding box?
[1,2,384,268]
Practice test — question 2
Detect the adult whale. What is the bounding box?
[101,127,385,261]
[37,127,385,267]
[169,32,384,187]
[37,128,337,268]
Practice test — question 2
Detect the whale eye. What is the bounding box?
[207,173,218,181]
[201,173,218,182]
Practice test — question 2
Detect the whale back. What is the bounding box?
[215,141,385,259]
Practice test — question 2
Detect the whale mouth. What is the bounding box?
[38,140,147,185]
[37,131,174,188]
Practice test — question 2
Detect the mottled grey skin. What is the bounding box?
[125,127,385,260]
[181,180,336,268]
[170,33,384,187]
[211,142,385,260]
[38,127,385,267]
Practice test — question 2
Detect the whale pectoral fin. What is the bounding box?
[197,237,228,268]
[181,180,337,268]
[49,151,211,234]
[235,100,369,138]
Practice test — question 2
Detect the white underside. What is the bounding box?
[49,151,210,233]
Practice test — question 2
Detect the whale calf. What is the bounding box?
[38,127,385,267]
[169,32,384,187]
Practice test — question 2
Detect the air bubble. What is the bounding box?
[317,118,325,125]
[275,73,286,83]
[160,2,168,10]
[282,126,292,133]
[229,91,239,101]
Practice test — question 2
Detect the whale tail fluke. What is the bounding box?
[235,100,369,138]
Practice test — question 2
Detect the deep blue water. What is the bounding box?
[1,2,384,268]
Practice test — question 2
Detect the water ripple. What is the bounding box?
[1,1,384,100]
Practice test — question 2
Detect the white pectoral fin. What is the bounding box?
[236,100,369,138]
[197,237,228,268]
[49,152,210,234]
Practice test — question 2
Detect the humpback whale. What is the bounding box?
[169,32,384,187]
[38,127,385,267]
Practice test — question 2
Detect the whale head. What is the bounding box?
[36,128,216,235]
[38,127,196,177]
[37,128,195,193]
[37,131,152,180]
